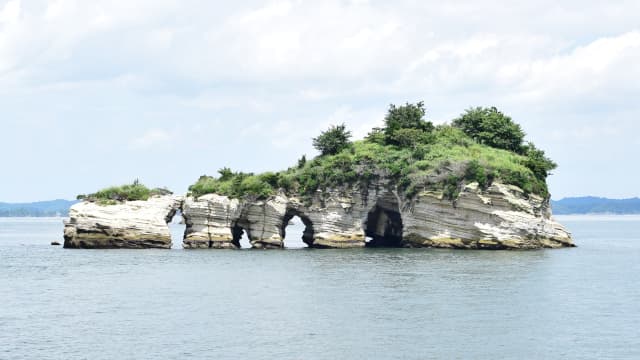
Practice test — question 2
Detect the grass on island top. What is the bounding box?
[80,103,557,204]
[77,181,172,205]
[188,125,548,202]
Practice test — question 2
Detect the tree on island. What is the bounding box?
[366,102,435,148]
[452,106,556,181]
[383,101,434,144]
[177,101,562,201]
[77,179,173,204]
[312,123,353,156]
[452,106,525,153]
[522,142,557,181]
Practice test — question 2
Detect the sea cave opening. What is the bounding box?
[231,223,252,249]
[281,210,314,248]
[167,209,186,249]
[364,197,404,248]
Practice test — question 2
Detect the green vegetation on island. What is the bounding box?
[75,102,558,205]
[188,102,557,202]
[77,179,172,205]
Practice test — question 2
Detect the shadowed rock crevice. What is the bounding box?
[364,194,404,248]
[230,222,252,248]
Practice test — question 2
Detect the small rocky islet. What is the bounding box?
[63,103,573,250]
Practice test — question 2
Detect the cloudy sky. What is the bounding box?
[1,0,638,202]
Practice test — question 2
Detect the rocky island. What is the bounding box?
[64,103,573,249]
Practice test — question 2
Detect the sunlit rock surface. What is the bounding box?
[181,182,573,249]
[182,194,241,249]
[402,183,573,249]
[63,196,183,249]
[63,182,572,249]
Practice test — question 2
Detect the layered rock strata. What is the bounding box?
[181,182,573,249]
[402,183,572,249]
[63,182,573,249]
[182,189,380,249]
[63,196,183,249]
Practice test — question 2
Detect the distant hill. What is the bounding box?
[0,200,78,217]
[552,197,640,215]
[3,197,638,216]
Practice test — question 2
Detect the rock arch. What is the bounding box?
[65,182,575,250]
[280,208,315,248]
[230,221,251,248]
[363,192,404,247]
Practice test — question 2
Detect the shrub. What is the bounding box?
[522,142,557,181]
[443,175,461,200]
[259,172,280,188]
[453,107,525,153]
[297,155,307,168]
[277,174,294,192]
[312,124,352,156]
[365,127,386,144]
[188,176,219,198]
[78,181,171,204]
[389,128,434,148]
[187,102,557,201]
[218,167,234,181]
[239,176,273,199]
[464,160,489,189]
[383,102,434,146]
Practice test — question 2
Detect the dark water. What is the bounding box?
[1,216,639,359]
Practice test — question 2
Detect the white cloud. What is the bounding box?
[130,129,171,149]
[235,0,293,24]
[180,92,274,113]
[1,0,640,200]
[509,31,640,102]
[2,0,638,98]
[0,0,20,23]
[185,0,410,80]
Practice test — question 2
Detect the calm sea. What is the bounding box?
[1,216,639,359]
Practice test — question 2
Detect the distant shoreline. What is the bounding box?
[0,199,78,217]
[554,214,640,222]
[2,197,640,217]
[552,197,640,215]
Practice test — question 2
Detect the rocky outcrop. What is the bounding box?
[182,188,380,249]
[182,194,241,249]
[180,181,573,249]
[62,182,573,249]
[63,196,183,249]
[402,183,573,249]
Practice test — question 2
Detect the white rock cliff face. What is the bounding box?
[182,188,381,249]
[63,196,183,249]
[402,183,572,249]
[180,182,573,249]
[63,182,573,249]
